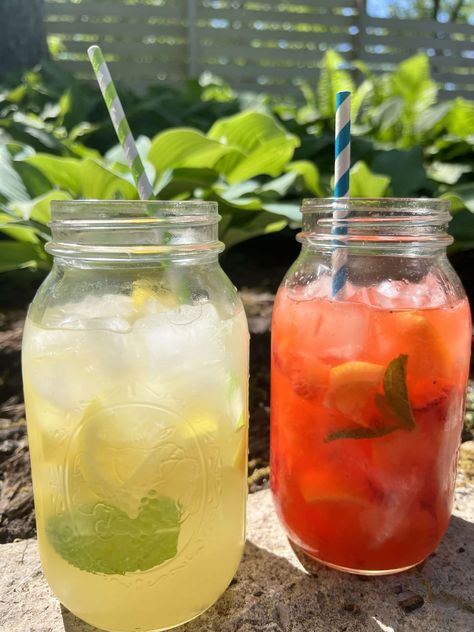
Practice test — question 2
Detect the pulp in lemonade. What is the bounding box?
[22,287,248,631]
[271,277,471,573]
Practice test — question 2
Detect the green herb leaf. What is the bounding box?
[47,495,181,575]
[324,354,416,442]
[377,354,416,430]
[324,425,400,443]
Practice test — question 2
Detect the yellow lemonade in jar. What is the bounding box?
[22,200,249,632]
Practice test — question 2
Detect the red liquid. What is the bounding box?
[271,285,471,573]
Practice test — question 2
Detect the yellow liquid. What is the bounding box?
[23,300,248,631]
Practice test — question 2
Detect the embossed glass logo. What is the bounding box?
[46,386,209,575]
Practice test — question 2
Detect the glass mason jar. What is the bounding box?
[22,201,249,631]
[271,198,471,576]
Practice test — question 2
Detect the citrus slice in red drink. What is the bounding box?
[325,361,384,426]
[377,312,451,382]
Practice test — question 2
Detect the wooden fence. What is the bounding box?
[44,0,474,100]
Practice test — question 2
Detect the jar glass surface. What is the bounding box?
[270,198,472,575]
[22,201,249,631]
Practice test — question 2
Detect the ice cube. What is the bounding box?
[133,303,224,378]
[312,300,371,363]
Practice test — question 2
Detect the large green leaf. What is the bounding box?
[25,154,82,196]
[217,201,288,249]
[12,190,72,223]
[371,147,428,196]
[286,160,323,196]
[0,214,39,243]
[155,168,219,199]
[0,146,30,202]
[317,50,355,119]
[427,161,471,185]
[79,160,138,200]
[414,101,453,135]
[349,161,390,198]
[391,54,437,111]
[13,162,52,198]
[444,184,474,214]
[0,241,49,272]
[446,98,474,140]
[209,112,299,183]
[148,129,241,175]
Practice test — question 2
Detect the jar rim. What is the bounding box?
[301,197,450,214]
[47,200,223,262]
[50,200,219,227]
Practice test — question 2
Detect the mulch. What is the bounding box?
[1,233,473,543]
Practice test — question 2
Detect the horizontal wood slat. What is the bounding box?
[44,0,474,99]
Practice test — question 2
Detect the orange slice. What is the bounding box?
[299,467,370,505]
[386,312,451,381]
[325,361,385,426]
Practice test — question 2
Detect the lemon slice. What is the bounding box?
[325,361,385,426]
[131,280,177,314]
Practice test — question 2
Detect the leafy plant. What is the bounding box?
[0,51,473,273]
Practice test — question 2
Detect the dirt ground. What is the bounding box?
[1,233,473,543]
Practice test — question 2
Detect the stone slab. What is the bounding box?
[1,443,474,632]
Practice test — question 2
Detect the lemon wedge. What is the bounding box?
[325,361,385,426]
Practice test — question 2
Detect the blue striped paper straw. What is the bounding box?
[88,46,153,201]
[331,91,351,298]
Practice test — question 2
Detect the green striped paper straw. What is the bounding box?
[88,45,153,201]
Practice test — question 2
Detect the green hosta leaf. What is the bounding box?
[427,161,471,185]
[348,161,390,198]
[0,146,30,202]
[445,184,474,213]
[0,214,39,243]
[414,101,453,135]
[25,154,81,196]
[375,355,415,431]
[217,198,288,249]
[446,98,474,140]
[317,50,355,119]
[226,136,299,184]
[286,160,323,196]
[155,167,219,198]
[148,128,241,175]
[12,190,72,223]
[46,495,181,575]
[259,172,297,197]
[5,143,35,161]
[79,159,138,200]
[208,112,299,182]
[13,162,52,198]
[260,201,301,223]
[371,146,428,196]
[0,241,50,272]
[391,54,437,111]
[371,97,404,131]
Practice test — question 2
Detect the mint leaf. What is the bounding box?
[376,354,416,430]
[47,495,181,575]
[324,425,400,443]
[324,354,416,442]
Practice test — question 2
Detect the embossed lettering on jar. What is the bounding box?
[22,201,249,632]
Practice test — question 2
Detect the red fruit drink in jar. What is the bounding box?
[270,198,472,575]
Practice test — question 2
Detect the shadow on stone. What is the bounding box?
[58,515,474,632]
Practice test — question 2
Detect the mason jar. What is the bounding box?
[22,201,249,631]
[271,198,471,575]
